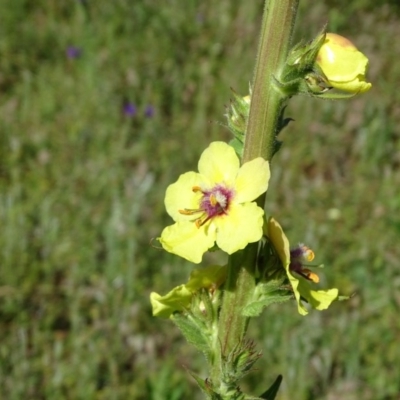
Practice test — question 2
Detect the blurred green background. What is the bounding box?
[0,0,399,399]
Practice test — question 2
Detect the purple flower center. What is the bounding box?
[289,245,318,282]
[200,185,233,219]
[179,184,235,228]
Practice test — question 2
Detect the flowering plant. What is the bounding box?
[151,1,370,398]
[159,141,270,263]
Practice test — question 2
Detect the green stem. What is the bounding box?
[243,0,299,163]
[212,0,299,386]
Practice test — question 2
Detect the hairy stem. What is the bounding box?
[212,0,299,387]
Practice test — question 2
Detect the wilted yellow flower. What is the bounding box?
[150,285,192,319]
[316,33,371,93]
[266,217,339,316]
[159,142,270,263]
[150,265,227,318]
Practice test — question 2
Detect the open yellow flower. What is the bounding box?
[316,33,371,93]
[266,217,339,316]
[159,142,270,263]
[150,265,227,318]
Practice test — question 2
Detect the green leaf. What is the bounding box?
[258,375,283,400]
[185,368,219,398]
[242,292,292,317]
[242,280,292,317]
[171,313,211,356]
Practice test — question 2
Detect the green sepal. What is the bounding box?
[171,311,211,357]
[283,26,326,79]
[242,279,292,317]
[223,340,262,380]
[258,375,283,400]
[274,26,327,97]
[225,88,251,151]
[306,90,358,100]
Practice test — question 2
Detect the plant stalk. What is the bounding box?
[212,0,299,386]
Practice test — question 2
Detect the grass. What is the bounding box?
[0,0,399,399]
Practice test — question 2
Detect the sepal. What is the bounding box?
[277,27,328,97]
[224,88,251,156]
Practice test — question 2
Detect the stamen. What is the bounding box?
[195,215,212,228]
[210,193,217,206]
[179,208,202,215]
[301,268,320,283]
[301,246,315,262]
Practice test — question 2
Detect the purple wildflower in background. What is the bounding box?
[123,102,137,117]
[144,105,155,118]
[66,46,82,59]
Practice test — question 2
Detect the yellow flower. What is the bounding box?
[159,142,270,263]
[150,285,192,319]
[150,265,227,318]
[316,33,371,93]
[266,217,338,316]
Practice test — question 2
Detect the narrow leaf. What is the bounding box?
[258,375,283,400]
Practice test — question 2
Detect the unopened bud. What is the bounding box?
[316,33,371,93]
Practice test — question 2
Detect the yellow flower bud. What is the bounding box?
[316,33,371,93]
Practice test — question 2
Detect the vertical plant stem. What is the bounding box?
[212,0,299,385]
[244,0,299,163]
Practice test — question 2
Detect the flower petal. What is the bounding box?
[159,221,216,263]
[214,202,264,254]
[329,77,371,94]
[198,142,240,186]
[185,265,228,292]
[297,279,339,311]
[286,271,309,315]
[234,157,270,203]
[266,217,291,267]
[164,171,204,221]
[150,285,192,318]
[266,217,339,315]
[317,33,371,94]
